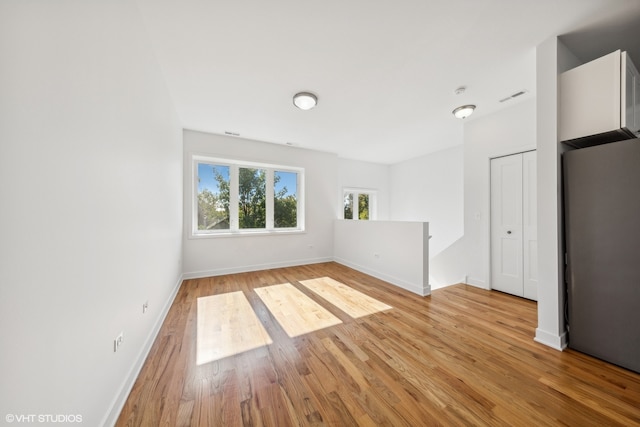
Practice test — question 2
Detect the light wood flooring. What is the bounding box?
[254,283,342,338]
[116,262,640,426]
[196,291,272,365]
[299,276,392,318]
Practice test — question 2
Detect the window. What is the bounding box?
[194,156,304,236]
[343,189,377,220]
[274,170,298,228]
[238,167,266,229]
[197,163,230,230]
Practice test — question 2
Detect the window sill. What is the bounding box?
[189,229,306,239]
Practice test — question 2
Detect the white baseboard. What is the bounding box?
[534,328,568,351]
[333,257,430,297]
[182,257,333,280]
[466,276,487,289]
[101,272,184,427]
[430,282,447,290]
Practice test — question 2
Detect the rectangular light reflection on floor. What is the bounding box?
[254,283,342,337]
[299,277,392,318]
[196,291,272,365]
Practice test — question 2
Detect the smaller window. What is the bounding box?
[358,193,369,220]
[343,193,354,220]
[343,188,377,220]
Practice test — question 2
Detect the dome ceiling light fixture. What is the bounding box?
[452,104,476,119]
[293,92,318,110]
[452,86,475,119]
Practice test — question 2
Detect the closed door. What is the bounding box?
[490,151,537,300]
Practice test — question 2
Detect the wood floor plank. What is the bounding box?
[116,262,640,426]
[299,276,392,318]
[254,283,342,337]
[196,291,273,365]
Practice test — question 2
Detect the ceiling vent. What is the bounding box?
[499,90,528,103]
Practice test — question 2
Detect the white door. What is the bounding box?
[522,151,538,300]
[490,151,538,300]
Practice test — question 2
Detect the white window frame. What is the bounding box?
[192,155,305,237]
[342,188,377,220]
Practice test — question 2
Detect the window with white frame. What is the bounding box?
[343,188,377,220]
[193,155,304,235]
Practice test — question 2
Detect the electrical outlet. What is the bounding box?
[114,332,124,352]
[142,301,149,314]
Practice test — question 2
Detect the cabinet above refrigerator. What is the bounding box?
[560,50,640,148]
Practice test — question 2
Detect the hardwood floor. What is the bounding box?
[254,283,342,338]
[299,276,392,318]
[116,262,640,426]
[196,291,272,365]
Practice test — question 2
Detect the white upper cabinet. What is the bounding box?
[624,53,640,135]
[559,50,640,146]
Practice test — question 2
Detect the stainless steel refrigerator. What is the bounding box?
[563,138,640,373]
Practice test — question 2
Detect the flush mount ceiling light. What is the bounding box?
[452,104,476,119]
[293,92,317,110]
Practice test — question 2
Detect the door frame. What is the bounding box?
[486,147,536,294]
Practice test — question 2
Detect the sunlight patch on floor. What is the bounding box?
[196,278,391,363]
[254,283,343,337]
[196,291,272,365]
[299,277,392,318]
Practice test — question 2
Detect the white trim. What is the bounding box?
[297,171,306,230]
[488,144,537,161]
[188,229,306,239]
[265,170,274,229]
[192,155,302,171]
[466,277,488,289]
[534,328,568,351]
[192,155,305,236]
[182,257,333,280]
[101,273,184,427]
[229,164,239,229]
[333,257,431,297]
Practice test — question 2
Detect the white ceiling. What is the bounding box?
[135,0,640,164]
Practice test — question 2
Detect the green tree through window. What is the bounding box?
[358,193,369,220]
[197,164,230,230]
[344,193,354,219]
[239,168,266,229]
[343,189,376,220]
[194,158,303,234]
[275,171,297,228]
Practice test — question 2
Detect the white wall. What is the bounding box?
[183,130,338,277]
[334,220,430,296]
[534,38,582,350]
[0,2,183,426]
[389,146,464,288]
[338,158,390,220]
[462,99,537,288]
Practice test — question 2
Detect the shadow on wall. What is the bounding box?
[429,235,467,290]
